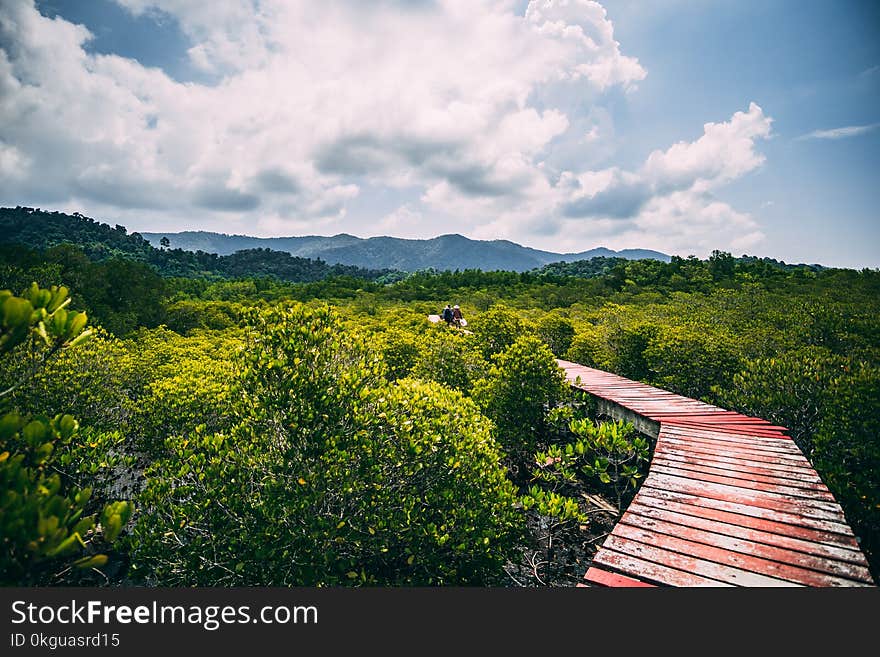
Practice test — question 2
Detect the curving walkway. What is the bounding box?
[558,360,875,587]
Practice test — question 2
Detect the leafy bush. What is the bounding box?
[643,325,742,401]
[377,328,420,382]
[565,324,611,369]
[129,304,523,585]
[2,329,137,433]
[813,365,880,566]
[473,304,527,359]
[716,346,847,452]
[536,314,575,358]
[473,335,568,457]
[132,329,241,455]
[412,328,487,394]
[0,284,132,584]
[164,300,240,334]
[606,322,658,381]
[566,419,648,509]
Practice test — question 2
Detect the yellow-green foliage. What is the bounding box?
[813,365,880,563]
[412,326,487,394]
[536,313,575,357]
[4,329,137,431]
[473,335,569,455]
[132,328,242,453]
[644,324,742,400]
[0,284,132,585]
[129,304,523,585]
[472,304,528,359]
[374,328,420,381]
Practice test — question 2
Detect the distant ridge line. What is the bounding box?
[140,229,671,272]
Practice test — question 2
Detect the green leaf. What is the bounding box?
[73,554,108,569]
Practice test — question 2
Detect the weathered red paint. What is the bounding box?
[583,567,656,588]
[557,360,876,587]
[639,486,858,542]
[625,501,871,569]
[612,522,868,586]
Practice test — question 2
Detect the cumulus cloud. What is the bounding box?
[466,103,772,256]
[0,0,645,230]
[642,102,772,190]
[525,0,646,90]
[0,0,769,254]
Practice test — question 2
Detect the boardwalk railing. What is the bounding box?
[558,360,875,587]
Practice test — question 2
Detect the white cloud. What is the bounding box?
[643,102,772,190]
[525,0,646,90]
[797,123,880,141]
[464,103,773,257]
[0,0,644,230]
[0,0,769,256]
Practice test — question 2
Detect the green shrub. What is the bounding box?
[2,329,137,433]
[809,365,879,568]
[716,346,847,453]
[473,335,568,457]
[607,322,658,381]
[565,324,611,369]
[132,329,240,455]
[129,304,523,585]
[536,314,575,358]
[473,305,527,359]
[377,328,420,382]
[643,325,742,401]
[0,284,132,584]
[412,328,487,394]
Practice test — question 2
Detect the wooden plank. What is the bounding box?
[659,433,807,460]
[648,463,837,501]
[645,473,848,522]
[651,457,830,493]
[661,425,796,445]
[620,510,874,583]
[660,424,802,446]
[592,549,733,587]
[626,501,870,568]
[601,535,800,587]
[654,444,820,479]
[658,436,813,466]
[662,421,791,437]
[653,451,825,486]
[670,420,790,432]
[653,414,780,424]
[613,522,869,587]
[659,435,805,459]
[661,426,797,448]
[582,567,656,588]
[639,486,858,541]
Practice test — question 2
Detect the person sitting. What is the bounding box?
[452,305,463,327]
[442,304,454,325]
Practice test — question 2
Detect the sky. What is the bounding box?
[0,0,878,267]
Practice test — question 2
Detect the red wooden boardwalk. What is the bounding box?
[558,360,875,587]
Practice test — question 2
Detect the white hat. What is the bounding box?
[454,305,459,309]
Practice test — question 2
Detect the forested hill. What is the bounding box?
[140,228,671,272]
[0,206,396,282]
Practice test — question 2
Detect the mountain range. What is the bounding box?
[141,231,670,272]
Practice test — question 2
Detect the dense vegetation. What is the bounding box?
[1,212,878,585]
[1,207,398,282]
